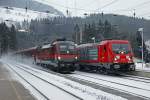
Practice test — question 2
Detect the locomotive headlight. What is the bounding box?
[75,56,78,60]
[126,56,131,60]
[58,56,61,60]
[116,56,120,59]
[114,58,117,61]
[114,56,120,61]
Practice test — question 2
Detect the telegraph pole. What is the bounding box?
[25,0,28,13]
[133,9,136,19]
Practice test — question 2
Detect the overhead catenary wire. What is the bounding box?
[138,12,150,17]
[107,0,150,18]
[94,0,119,12]
[35,0,150,18]
[40,0,92,12]
[40,0,121,13]
[128,0,150,11]
[39,0,145,13]
[77,0,99,9]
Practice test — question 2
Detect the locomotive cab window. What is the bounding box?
[112,43,130,54]
[58,42,76,54]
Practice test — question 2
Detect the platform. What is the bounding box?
[0,62,36,100]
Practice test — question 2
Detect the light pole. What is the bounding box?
[91,37,96,43]
[80,27,82,44]
[138,28,144,68]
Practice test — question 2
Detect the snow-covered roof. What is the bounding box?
[52,41,75,45]
[77,43,99,48]
[42,44,51,49]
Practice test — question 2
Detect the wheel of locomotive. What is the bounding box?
[36,63,39,65]
[96,66,101,73]
[101,67,108,75]
[131,65,135,71]
[79,64,85,71]
[57,63,60,72]
[71,63,76,72]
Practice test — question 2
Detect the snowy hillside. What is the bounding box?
[0,7,59,22]
[0,0,63,16]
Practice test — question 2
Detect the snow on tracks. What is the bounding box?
[4,61,127,100]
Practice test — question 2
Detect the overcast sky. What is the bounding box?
[34,0,150,19]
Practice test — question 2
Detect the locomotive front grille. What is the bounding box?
[61,58,75,62]
[112,63,135,71]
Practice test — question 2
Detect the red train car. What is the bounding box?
[14,47,37,58]
[34,40,77,73]
[77,40,135,73]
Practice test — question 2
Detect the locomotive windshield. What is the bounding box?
[112,43,130,54]
[59,42,76,54]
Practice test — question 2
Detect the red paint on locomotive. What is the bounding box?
[15,40,77,73]
[77,40,135,73]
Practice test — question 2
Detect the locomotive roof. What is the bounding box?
[77,40,129,48]
[77,43,99,48]
[41,44,52,49]
[100,40,129,44]
[37,41,75,49]
[52,41,75,45]
[16,46,37,54]
[41,41,75,49]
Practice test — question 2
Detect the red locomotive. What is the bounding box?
[77,40,135,73]
[35,39,77,72]
[15,39,77,73]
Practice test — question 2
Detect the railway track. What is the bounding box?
[120,74,150,83]
[6,63,83,100]
[6,61,150,100]
[68,71,150,100]
[6,63,50,100]
[5,62,128,100]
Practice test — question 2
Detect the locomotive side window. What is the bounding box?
[69,45,76,54]
[88,47,98,60]
[79,47,88,60]
[69,45,75,49]
[60,45,67,49]
[59,45,67,54]
[112,43,130,54]
[79,48,84,60]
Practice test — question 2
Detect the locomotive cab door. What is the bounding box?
[100,45,108,63]
[51,44,57,62]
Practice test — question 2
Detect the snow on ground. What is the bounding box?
[2,62,46,100]
[7,63,79,100]
[71,71,150,99]
[0,57,127,100]
[134,57,150,72]
[135,63,150,72]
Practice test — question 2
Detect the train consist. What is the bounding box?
[77,40,135,73]
[15,39,135,74]
[16,39,77,73]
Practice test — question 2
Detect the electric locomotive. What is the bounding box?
[77,40,135,73]
[35,39,77,73]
